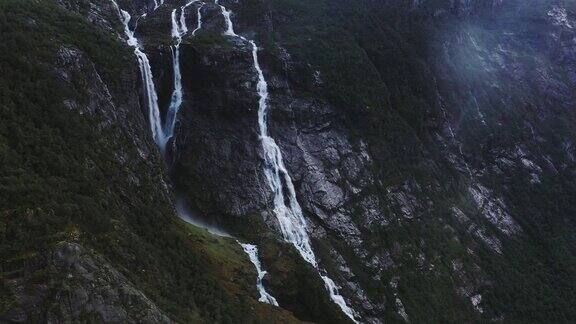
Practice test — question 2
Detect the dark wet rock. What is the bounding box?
[2,243,172,323]
[56,0,121,35]
[16,0,576,322]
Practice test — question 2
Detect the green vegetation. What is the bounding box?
[231,0,576,322]
[0,0,300,322]
[2,0,576,322]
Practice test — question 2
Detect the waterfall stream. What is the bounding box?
[217,2,359,321]
[165,1,199,144]
[192,3,205,36]
[112,0,277,308]
[240,243,279,306]
[111,0,167,151]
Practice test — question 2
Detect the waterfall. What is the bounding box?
[471,92,487,126]
[178,0,198,35]
[113,0,201,150]
[165,6,186,142]
[252,40,359,324]
[240,243,279,306]
[164,11,182,141]
[215,0,238,37]
[250,40,317,266]
[112,0,353,317]
[217,3,359,322]
[166,1,203,146]
[192,3,205,36]
[113,1,276,308]
[111,0,167,151]
[153,0,164,11]
[176,200,278,306]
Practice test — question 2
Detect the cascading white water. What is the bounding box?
[192,3,205,36]
[179,1,196,34]
[250,40,317,266]
[216,2,359,321]
[321,275,358,320]
[164,11,182,140]
[153,0,164,11]
[115,0,200,149]
[113,0,355,317]
[111,0,167,150]
[252,40,359,324]
[239,243,279,306]
[215,0,238,37]
[165,1,203,145]
[113,0,277,310]
[176,199,278,306]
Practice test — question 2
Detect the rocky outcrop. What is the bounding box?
[2,242,172,323]
[174,5,271,220]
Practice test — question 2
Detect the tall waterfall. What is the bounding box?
[111,0,167,151]
[217,3,359,322]
[112,0,277,309]
[112,0,203,151]
[165,1,198,143]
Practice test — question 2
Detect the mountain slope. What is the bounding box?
[0,0,303,322]
[1,0,575,323]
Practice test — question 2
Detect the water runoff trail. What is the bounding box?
[240,243,279,305]
[215,1,359,321]
[111,0,278,307]
[165,0,203,147]
[176,199,279,305]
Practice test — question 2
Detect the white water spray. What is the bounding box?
[216,3,359,321]
[176,199,278,305]
[165,1,203,145]
[192,3,205,36]
[111,0,167,150]
[471,92,487,126]
[153,0,164,11]
[240,243,279,306]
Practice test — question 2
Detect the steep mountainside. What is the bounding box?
[0,0,301,322]
[1,0,575,323]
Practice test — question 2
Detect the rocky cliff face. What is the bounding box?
[3,242,172,323]
[165,0,576,322]
[1,0,575,323]
[0,0,302,322]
